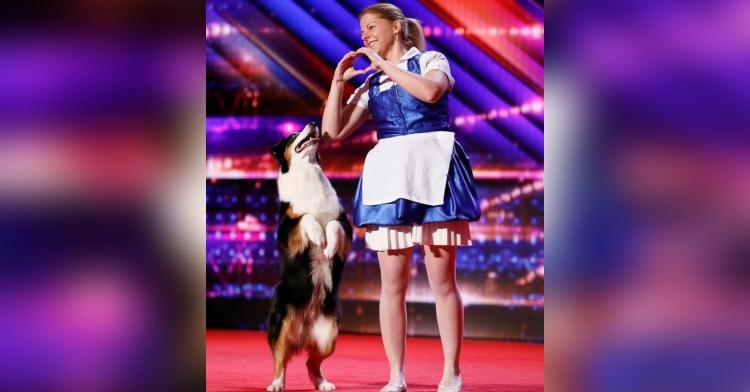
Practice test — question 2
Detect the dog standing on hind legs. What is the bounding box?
[267,122,353,391]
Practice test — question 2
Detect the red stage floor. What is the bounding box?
[207,330,543,392]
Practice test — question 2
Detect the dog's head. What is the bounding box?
[269,122,321,174]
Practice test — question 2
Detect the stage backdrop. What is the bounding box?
[206,0,544,342]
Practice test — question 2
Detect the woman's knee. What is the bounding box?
[428,274,457,298]
[381,277,408,297]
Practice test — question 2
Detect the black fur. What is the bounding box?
[269,136,293,174]
[266,207,351,349]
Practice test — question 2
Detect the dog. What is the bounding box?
[266,122,352,391]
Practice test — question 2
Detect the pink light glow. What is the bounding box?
[278,121,300,135]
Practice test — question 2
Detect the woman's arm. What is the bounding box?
[355,48,451,104]
[322,51,374,143]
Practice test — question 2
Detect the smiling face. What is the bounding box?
[360,13,399,57]
[269,123,320,173]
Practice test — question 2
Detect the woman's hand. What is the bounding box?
[355,47,386,71]
[333,51,377,83]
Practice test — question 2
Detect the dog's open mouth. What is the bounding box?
[294,132,319,153]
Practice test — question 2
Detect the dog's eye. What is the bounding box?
[289,133,298,140]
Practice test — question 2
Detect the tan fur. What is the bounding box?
[287,223,307,256]
[272,319,293,380]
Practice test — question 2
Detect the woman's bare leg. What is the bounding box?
[377,247,413,389]
[424,245,463,388]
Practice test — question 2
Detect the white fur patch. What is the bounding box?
[277,124,342,227]
[310,315,335,352]
[278,163,341,223]
[309,248,333,291]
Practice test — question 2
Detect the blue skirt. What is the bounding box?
[353,141,481,227]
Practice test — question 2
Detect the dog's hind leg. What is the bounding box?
[306,315,338,390]
[268,320,294,391]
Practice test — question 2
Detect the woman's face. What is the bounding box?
[360,13,398,56]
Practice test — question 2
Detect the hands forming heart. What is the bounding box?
[334,48,385,83]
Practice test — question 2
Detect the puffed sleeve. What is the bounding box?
[346,74,374,110]
[420,51,455,91]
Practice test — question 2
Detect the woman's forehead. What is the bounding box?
[359,13,382,27]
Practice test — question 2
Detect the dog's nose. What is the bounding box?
[307,122,316,127]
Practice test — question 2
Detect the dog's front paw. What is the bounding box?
[267,379,284,391]
[301,215,325,247]
[323,242,337,260]
[307,226,325,247]
[323,221,343,259]
[317,381,335,391]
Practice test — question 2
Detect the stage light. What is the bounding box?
[455,27,465,36]
[531,25,543,38]
[531,101,543,112]
[211,23,221,37]
[434,27,442,37]
[222,24,231,36]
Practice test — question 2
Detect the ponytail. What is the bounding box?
[401,18,425,52]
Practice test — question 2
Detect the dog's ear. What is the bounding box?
[269,137,290,173]
[269,137,286,161]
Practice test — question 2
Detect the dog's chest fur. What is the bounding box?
[278,162,342,224]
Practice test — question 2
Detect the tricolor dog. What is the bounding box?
[266,122,352,391]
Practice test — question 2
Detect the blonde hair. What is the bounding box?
[359,3,425,52]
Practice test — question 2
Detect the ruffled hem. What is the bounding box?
[364,220,473,250]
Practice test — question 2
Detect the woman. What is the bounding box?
[321,4,480,392]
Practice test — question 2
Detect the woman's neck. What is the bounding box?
[384,45,408,64]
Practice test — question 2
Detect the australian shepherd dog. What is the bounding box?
[266,122,352,391]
